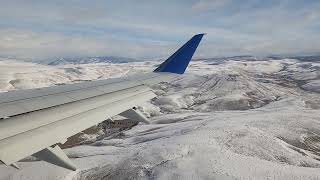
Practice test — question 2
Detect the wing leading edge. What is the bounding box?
[0,34,205,170]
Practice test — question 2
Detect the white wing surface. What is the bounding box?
[0,34,205,170]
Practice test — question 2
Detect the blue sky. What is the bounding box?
[0,0,319,60]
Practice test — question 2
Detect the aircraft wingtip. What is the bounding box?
[154,33,205,74]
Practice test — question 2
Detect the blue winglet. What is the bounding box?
[154,33,205,74]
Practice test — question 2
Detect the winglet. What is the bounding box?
[154,33,205,74]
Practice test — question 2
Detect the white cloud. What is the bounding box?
[0,29,173,60]
[192,0,230,12]
[0,0,319,59]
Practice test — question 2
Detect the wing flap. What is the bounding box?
[0,85,150,141]
[0,88,156,165]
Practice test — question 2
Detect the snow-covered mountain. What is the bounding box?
[0,57,319,180]
[33,56,141,65]
[265,55,320,63]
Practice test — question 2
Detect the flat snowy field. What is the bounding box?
[0,58,319,180]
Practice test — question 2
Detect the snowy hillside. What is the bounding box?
[0,58,153,92]
[0,57,319,180]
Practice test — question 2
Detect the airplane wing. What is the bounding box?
[0,34,205,171]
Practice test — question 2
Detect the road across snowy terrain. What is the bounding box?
[0,57,319,180]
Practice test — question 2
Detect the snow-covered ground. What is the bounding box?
[0,57,319,180]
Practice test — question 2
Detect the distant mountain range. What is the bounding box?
[34,56,142,65]
[196,55,320,63]
[1,54,319,65]
[285,55,320,62]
